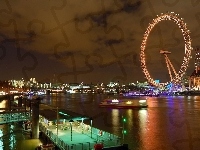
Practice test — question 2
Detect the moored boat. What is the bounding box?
[99,98,148,109]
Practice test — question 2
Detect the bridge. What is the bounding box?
[0,92,37,125]
[0,111,30,125]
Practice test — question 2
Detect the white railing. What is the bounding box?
[85,127,121,147]
[39,123,69,150]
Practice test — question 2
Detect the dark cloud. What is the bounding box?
[121,1,142,13]
[90,13,108,27]
[105,39,123,45]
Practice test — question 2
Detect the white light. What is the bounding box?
[126,101,132,104]
[112,99,119,103]
[139,100,147,103]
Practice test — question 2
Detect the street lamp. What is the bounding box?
[90,117,93,138]
[81,117,84,134]
[56,107,59,143]
[69,119,74,141]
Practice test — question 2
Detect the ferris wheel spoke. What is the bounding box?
[164,54,173,81]
[166,56,177,76]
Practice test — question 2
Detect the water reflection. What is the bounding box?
[0,128,3,148]
[139,109,147,135]
[0,124,16,149]
[126,109,133,134]
[111,109,120,134]
[0,100,6,112]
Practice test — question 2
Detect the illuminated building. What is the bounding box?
[189,48,200,90]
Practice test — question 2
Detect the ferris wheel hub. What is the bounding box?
[160,50,171,54]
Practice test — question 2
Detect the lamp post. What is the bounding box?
[55,76,58,143]
[81,117,84,134]
[56,107,58,143]
[69,119,74,141]
[90,117,93,138]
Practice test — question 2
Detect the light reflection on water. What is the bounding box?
[111,109,120,134]
[0,100,6,112]
[0,124,17,150]
[138,109,147,135]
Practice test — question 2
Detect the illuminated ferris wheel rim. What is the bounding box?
[140,12,192,86]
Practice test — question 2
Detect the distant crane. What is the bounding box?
[160,50,177,81]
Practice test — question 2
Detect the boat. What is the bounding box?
[99,98,148,109]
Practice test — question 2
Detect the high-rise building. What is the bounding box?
[194,47,200,72]
[189,47,200,90]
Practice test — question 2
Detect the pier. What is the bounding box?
[38,105,123,149]
[39,121,121,149]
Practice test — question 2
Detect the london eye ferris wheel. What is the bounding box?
[140,12,193,87]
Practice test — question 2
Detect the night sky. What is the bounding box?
[0,0,200,84]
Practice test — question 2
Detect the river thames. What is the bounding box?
[1,93,200,150]
[41,93,200,150]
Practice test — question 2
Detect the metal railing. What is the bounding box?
[81,126,121,147]
[0,111,30,125]
[39,123,69,150]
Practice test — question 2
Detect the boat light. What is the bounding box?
[126,101,132,104]
[139,100,146,103]
[112,99,119,103]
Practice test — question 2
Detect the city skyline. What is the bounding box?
[0,1,200,83]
